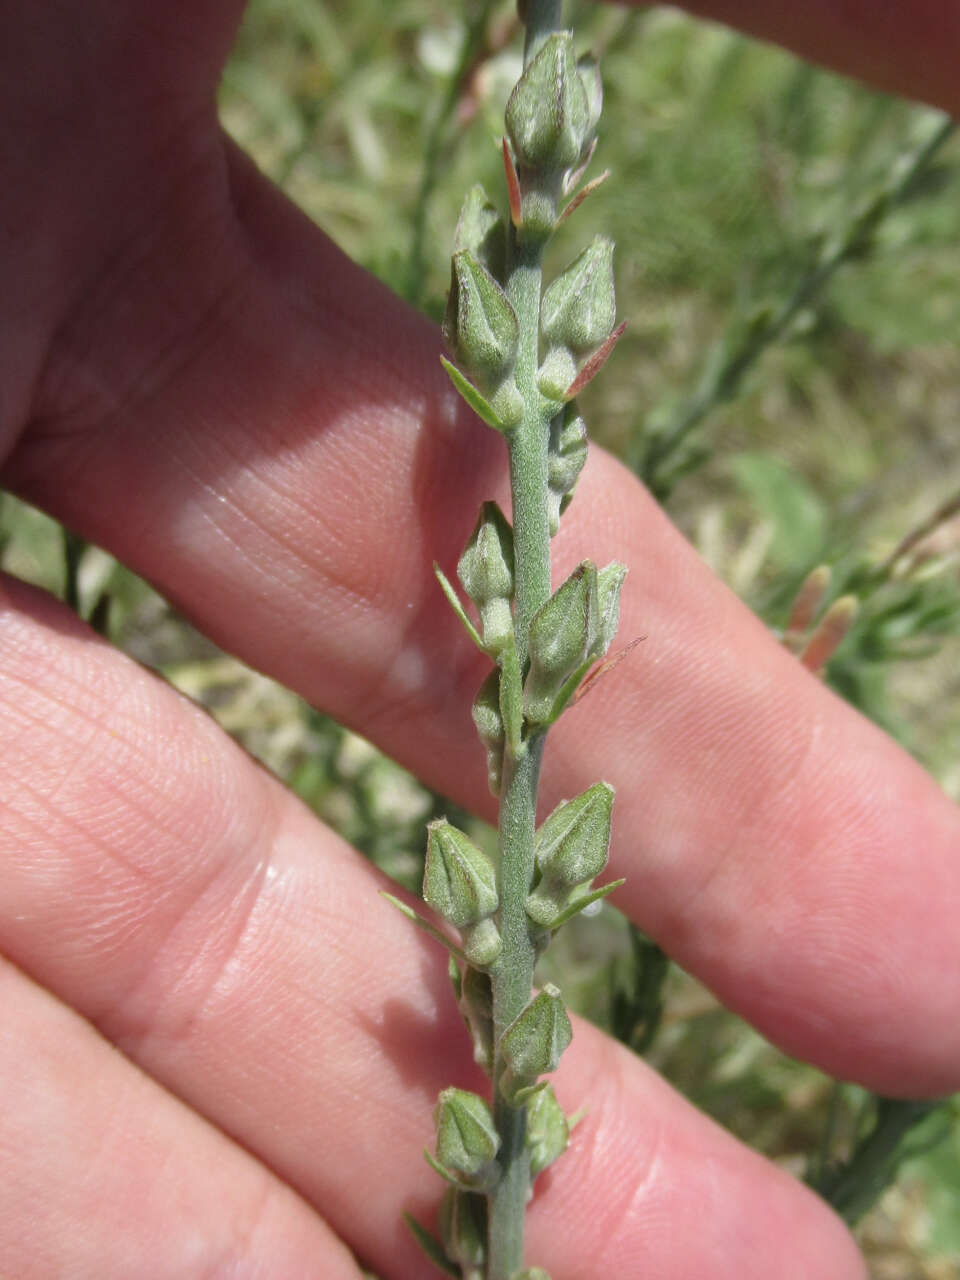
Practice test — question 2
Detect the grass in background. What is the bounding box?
[3,3,959,1275]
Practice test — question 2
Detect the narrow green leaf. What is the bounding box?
[541,879,625,931]
[403,1213,462,1278]
[511,1079,550,1105]
[440,356,508,432]
[424,1147,477,1190]
[434,563,485,651]
[380,892,467,963]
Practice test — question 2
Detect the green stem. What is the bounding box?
[488,737,545,1279]
[484,9,564,1274]
[522,0,564,63]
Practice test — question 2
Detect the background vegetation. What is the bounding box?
[4,2,959,1275]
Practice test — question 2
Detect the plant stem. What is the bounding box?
[522,0,563,63]
[488,738,545,1278]
[485,8,564,1274]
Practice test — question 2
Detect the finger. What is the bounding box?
[668,1,960,117]
[7,153,960,1093]
[0,957,364,1279]
[0,583,865,1280]
[0,0,247,460]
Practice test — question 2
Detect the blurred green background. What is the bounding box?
[3,2,959,1276]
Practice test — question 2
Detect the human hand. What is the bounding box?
[1,2,958,1275]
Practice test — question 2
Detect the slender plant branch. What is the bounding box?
[634,114,956,499]
[405,3,500,308]
[396,4,627,1274]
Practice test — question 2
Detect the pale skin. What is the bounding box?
[1,1,958,1275]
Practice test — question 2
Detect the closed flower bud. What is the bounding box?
[435,1087,500,1184]
[472,669,505,795]
[537,346,578,402]
[443,250,519,393]
[526,783,613,928]
[499,984,572,1103]
[458,502,515,656]
[526,1083,570,1178]
[463,915,502,969]
[460,963,495,1075]
[541,237,616,355]
[537,782,613,889]
[524,562,599,726]
[424,819,498,929]
[595,561,627,657]
[505,33,590,172]
[439,1188,487,1271]
[577,54,603,145]
[547,404,588,533]
[460,501,514,606]
[454,184,506,282]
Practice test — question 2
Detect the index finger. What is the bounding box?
[669,1,960,115]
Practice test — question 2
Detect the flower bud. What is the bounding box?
[439,1188,487,1271]
[526,783,614,928]
[524,562,599,726]
[537,782,613,889]
[499,984,572,1103]
[536,346,578,402]
[595,561,627,657]
[472,669,505,796]
[463,915,502,969]
[435,1087,500,1185]
[541,237,616,356]
[577,54,603,146]
[454,184,506,282]
[424,819,498,929]
[443,250,519,393]
[547,404,588,534]
[512,1271,552,1280]
[505,33,591,172]
[458,502,515,657]
[460,963,495,1075]
[526,1083,570,1178]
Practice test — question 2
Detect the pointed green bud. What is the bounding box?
[458,502,515,656]
[505,33,591,172]
[462,915,502,969]
[526,1083,570,1178]
[472,669,505,796]
[435,1088,500,1186]
[439,1188,487,1271]
[547,404,588,534]
[527,783,614,928]
[541,237,616,356]
[454,184,506,282]
[524,562,599,726]
[537,346,578,402]
[499,984,573,1103]
[577,54,603,146]
[443,250,519,393]
[536,783,613,889]
[459,963,495,1075]
[595,561,627,657]
[424,820,498,929]
[489,378,524,428]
